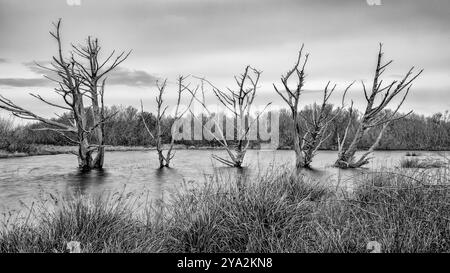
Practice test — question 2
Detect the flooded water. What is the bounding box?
[0,149,447,212]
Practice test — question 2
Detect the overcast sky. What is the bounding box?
[0,0,449,118]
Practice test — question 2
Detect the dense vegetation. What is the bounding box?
[1,167,449,253]
[2,105,450,154]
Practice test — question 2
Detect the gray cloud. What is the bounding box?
[106,67,159,87]
[0,0,449,114]
[22,61,159,87]
[0,62,158,88]
[0,62,52,87]
[0,78,49,87]
[0,58,8,64]
[22,61,52,75]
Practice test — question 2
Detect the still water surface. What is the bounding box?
[0,150,446,212]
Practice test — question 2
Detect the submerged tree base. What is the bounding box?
[333,160,369,169]
[1,168,449,253]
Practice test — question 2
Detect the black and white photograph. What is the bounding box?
[0,0,449,262]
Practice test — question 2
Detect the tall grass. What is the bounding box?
[314,172,450,252]
[400,158,446,169]
[159,170,329,253]
[0,192,163,253]
[1,167,449,253]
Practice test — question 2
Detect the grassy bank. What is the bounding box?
[2,144,450,159]
[1,168,449,253]
[0,145,158,158]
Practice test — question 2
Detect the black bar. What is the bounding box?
[0,253,445,272]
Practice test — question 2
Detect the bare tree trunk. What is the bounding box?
[156,109,166,168]
[78,138,93,171]
[293,115,303,170]
[233,141,247,168]
[157,150,166,168]
[72,88,93,170]
[91,89,104,169]
[334,125,364,168]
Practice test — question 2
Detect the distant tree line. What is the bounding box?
[2,106,450,152]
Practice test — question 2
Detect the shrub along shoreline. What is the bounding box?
[0,168,449,253]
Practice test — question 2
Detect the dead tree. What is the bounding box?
[140,76,195,168]
[273,45,308,171]
[334,44,423,168]
[274,45,354,170]
[299,81,353,168]
[190,65,270,168]
[71,37,131,168]
[0,19,128,170]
